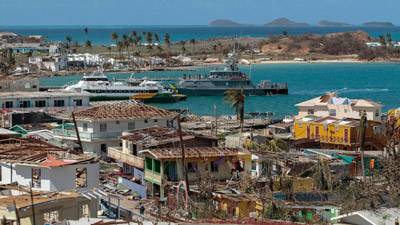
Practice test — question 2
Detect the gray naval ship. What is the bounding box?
[176,50,288,96]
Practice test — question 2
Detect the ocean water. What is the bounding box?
[2,25,400,45]
[40,63,400,118]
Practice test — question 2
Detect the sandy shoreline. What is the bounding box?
[6,59,399,80]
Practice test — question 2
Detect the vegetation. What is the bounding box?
[224,89,245,131]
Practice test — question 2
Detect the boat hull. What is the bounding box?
[89,93,187,103]
[176,88,288,96]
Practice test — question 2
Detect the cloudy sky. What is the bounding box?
[0,0,398,26]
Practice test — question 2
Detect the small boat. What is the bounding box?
[64,70,187,103]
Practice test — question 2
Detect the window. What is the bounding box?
[31,168,41,188]
[80,204,89,218]
[115,121,120,124]
[375,110,380,117]
[187,162,198,173]
[75,168,88,188]
[82,123,88,131]
[20,101,30,108]
[35,100,46,107]
[4,101,13,108]
[153,119,158,122]
[146,157,153,170]
[0,166,2,181]
[100,144,107,153]
[99,123,107,132]
[329,109,336,116]
[251,161,257,171]
[54,100,65,107]
[128,122,135,130]
[43,211,59,223]
[211,161,219,172]
[154,160,161,173]
[144,119,148,123]
[307,109,314,115]
[74,99,83,106]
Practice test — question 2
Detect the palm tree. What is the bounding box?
[180,40,186,55]
[264,139,289,152]
[190,38,196,45]
[65,36,72,48]
[224,89,245,131]
[106,46,112,56]
[84,27,89,43]
[154,33,160,44]
[111,32,119,45]
[163,33,171,49]
[117,41,124,59]
[122,34,130,59]
[85,40,92,48]
[386,33,393,47]
[145,32,153,54]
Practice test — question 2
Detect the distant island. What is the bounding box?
[209,19,242,26]
[362,21,395,27]
[318,20,351,27]
[265,18,310,27]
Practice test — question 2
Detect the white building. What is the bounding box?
[0,90,90,112]
[68,53,105,67]
[0,138,99,192]
[53,101,176,157]
[295,92,382,121]
[29,55,68,72]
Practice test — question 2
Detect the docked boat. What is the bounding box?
[176,50,288,96]
[64,71,187,103]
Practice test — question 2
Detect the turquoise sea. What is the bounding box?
[2,26,400,45]
[40,63,400,118]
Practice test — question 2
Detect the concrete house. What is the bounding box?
[141,147,251,198]
[296,92,382,122]
[0,138,99,193]
[53,101,176,157]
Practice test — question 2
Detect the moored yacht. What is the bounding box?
[64,70,187,103]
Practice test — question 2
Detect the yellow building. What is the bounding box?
[294,116,385,150]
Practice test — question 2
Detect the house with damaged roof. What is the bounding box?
[53,101,177,157]
[107,126,217,199]
[295,92,383,122]
[0,138,99,192]
[141,147,251,198]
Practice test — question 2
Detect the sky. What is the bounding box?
[0,0,399,26]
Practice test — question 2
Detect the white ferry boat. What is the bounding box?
[64,71,187,103]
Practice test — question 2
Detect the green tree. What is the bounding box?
[378,34,386,46]
[224,89,245,131]
[190,38,196,45]
[111,32,119,45]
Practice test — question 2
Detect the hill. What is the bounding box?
[362,21,395,27]
[318,20,351,27]
[265,18,309,27]
[209,19,242,26]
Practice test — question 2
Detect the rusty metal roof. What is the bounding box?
[0,138,95,167]
[143,147,244,159]
[72,100,176,121]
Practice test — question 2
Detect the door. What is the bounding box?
[307,126,311,139]
[164,161,178,182]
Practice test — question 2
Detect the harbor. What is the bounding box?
[2,3,400,223]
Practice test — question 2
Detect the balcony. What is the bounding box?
[108,147,144,169]
[53,129,121,142]
[145,169,162,185]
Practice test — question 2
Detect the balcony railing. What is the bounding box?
[145,169,162,185]
[108,147,144,169]
[53,129,121,141]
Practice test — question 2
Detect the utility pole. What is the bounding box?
[13,200,20,225]
[214,104,218,136]
[72,112,83,153]
[29,185,37,225]
[359,111,367,180]
[177,114,190,197]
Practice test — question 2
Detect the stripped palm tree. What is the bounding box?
[85,40,92,49]
[359,111,367,179]
[224,89,245,131]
